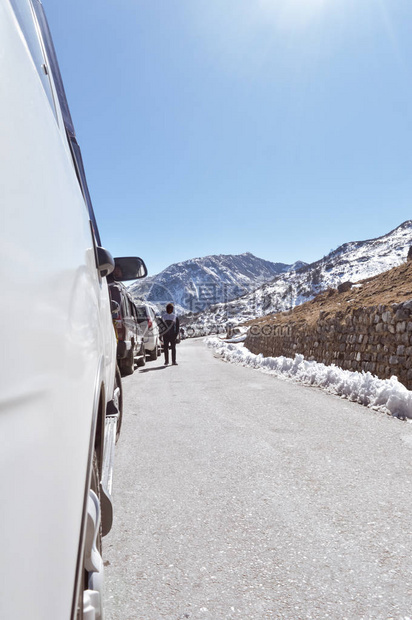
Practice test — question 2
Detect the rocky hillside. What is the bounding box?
[248,259,412,330]
[184,221,412,334]
[129,252,306,312]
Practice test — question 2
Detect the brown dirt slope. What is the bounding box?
[246,260,412,328]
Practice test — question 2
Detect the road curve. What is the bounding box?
[104,339,412,620]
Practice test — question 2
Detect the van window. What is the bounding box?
[10,0,57,120]
[121,296,129,318]
[136,306,148,323]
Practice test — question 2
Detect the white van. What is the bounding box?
[136,303,162,360]
[0,1,146,618]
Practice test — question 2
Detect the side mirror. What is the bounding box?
[112,256,148,281]
[97,246,115,278]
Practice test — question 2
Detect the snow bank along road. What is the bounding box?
[206,337,412,420]
[104,339,412,620]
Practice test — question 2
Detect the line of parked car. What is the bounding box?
[108,278,162,376]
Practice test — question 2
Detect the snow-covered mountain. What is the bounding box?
[128,252,306,313]
[184,221,412,334]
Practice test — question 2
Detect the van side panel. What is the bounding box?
[0,2,115,617]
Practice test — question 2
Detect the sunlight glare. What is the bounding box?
[258,0,329,30]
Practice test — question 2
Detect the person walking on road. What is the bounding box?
[161,303,180,366]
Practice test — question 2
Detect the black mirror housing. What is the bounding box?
[97,246,115,278]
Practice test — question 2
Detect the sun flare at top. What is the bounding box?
[258,0,330,30]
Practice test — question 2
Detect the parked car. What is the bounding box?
[109,280,147,375]
[136,303,162,360]
[0,2,146,619]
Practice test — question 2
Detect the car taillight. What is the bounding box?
[147,319,153,329]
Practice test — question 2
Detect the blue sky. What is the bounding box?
[44,0,412,275]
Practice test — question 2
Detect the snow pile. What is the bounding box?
[224,334,247,343]
[206,337,412,420]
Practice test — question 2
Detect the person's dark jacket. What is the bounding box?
[160,311,180,340]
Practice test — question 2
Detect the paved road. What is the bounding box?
[104,339,412,620]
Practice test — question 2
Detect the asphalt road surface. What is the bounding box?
[104,339,412,620]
